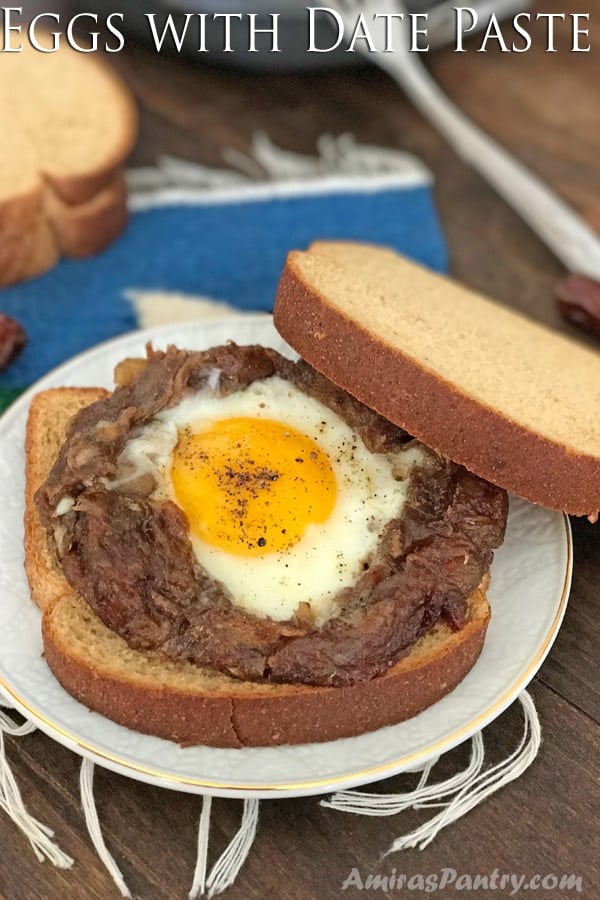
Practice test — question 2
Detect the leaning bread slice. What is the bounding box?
[27,388,492,747]
[274,241,600,517]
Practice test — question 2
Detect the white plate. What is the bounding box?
[0,316,571,799]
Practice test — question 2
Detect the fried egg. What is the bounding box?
[110,374,426,625]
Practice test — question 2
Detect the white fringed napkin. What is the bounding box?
[1,691,540,898]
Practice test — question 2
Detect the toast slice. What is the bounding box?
[26,388,491,748]
[275,242,600,517]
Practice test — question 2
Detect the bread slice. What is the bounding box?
[0,38,136,286]
[43,586,489,749]
[26,388,491,748]
[0,173,129,287]
[0,214,59,286]
[0,122,59,282]
[45,172,128,259]
[274,241,600,517]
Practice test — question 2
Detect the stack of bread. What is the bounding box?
[0,39,137,287]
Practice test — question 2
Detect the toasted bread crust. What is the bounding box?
[27,386,491,747]
[42,594,244,749]
[42,589,489,748]
[274,251,600,517]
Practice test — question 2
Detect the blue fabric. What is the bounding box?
[0,182,446,398]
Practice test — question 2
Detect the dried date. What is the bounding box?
[556,274,600,339]
[0,313,26,370]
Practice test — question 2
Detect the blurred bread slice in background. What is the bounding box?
[45,172,129,258]
[0,36,137,286]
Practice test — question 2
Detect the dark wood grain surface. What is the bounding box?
[1,1,598,897]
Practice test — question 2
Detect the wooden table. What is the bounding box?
[2,2,598,897]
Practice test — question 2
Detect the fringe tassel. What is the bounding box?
[224,132,430,180]
[3,690,540,891]
[126,132,430,195]
[1,694,259,898]
[188,798,260,899]
[79,758,259,900]
[80,759,132,898]
[0,702,74,868]
[322,691,541,853]
[189,795,212,899]
[322,732,485,818]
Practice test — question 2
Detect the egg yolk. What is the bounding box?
[170,416,337,557]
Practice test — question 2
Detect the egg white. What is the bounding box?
[109,374,427,625]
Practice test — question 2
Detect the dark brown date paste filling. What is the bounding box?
[36,345,508,687]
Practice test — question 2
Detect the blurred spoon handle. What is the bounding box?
[334,0,600,278]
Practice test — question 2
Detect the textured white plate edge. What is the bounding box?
[0,317,572,799]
